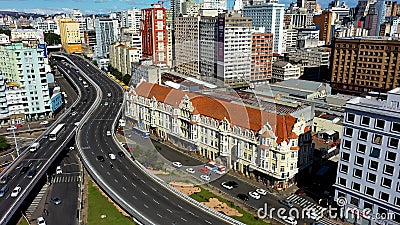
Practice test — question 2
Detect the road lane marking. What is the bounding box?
[205,220,212,224]
[123,175,127,180]
[157,214,162,218]
[143,204,149,208]
[181,217,187,222]
[167,209,173,213]
[140,179,145,183]
[163,195,169,200]
[177,205,182,209]
[100,164,103,168]
[107,172,110,176]
[142,191,147,195]
[153,199,159,204]
[152,187,157,192]
[131,182,136,187]
[132,195,137,199]
[114,179,118,183]
[122,187,127,191]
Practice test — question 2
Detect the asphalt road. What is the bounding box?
[66,54,235,225]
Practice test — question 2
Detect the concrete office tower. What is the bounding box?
[10,29,45,44]
[94,18,119,60]
[0,43,51,121]
[182,0,203,16]
[297,0,317,12]
[34,18,60,35]
[216,11,252,88]
[59,18,82,53]
[71,9,85,42]
[243,3,285,54]
[0,71,8,123]
[313,10,337,45]
[233,0,243,10]
[283,26,298,52]
[175,15,200,76]
[330,37,400,94]
[202,0,227,11]
[121,8,141,33]
[251,28,273,85]
[141,4,168,67]
[199,10,218,78]
[354,0,378,25]
[109,43,141,76]
[334,89,400,225]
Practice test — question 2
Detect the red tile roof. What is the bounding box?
[134,82,298,144]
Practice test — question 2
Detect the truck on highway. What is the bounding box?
[29,142,40,152]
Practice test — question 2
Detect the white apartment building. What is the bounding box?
[175,15,200,77]
[287,48,331,67]
[34,18,60,35]
[126,81,309,189]
[272,61,301,83]
[202,0,227,12]
[94,18,119,60]
[283,27,298,53]
[0,34,10,45]
[243,3,285,54]
[216,11,252,88]
[0,71,8,121]
[109,42,141,76]
[121,8,141,33]
[11,29,45,44]
[334,89,400,225]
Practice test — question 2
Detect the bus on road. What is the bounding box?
[49,124,65,141]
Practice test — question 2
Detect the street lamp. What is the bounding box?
[12,129,19,156]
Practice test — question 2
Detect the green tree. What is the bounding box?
[92,60,98,66]
[0,136,10,151]
[122,74,131,85]
[0,29,11,36]
[44,33,61,45]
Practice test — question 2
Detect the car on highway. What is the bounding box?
[42,135,48,139]
[117,151,125,157]
[0,175,12,184]
[295,188,305,195]
[56,166,62,175]
[172,161,182,168]
[278,199,294,208]
[221,181,239,190]
[27,169,37,179]
[6,126,16,131]
[78,77,82,81]
[96,155,105,162]
[104,102,109,106]
[40,121,49,125]
[71,111,78,116]
[10,186,22,197]
[108,153,116,160]
[107,93,112,97]
[185,168,195,174]
[237,193,249,201]
[0,186,9,197]
[50,196,62,205]
[256,188,267,196]
[248,191,261,200]
[106,130,111,136]
[37,216,46,225]
[198,167,209,174]
[200,175,210,182]
[281,216,297,225]
[20,166,29,174]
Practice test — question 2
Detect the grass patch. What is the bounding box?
[190,186,269,225]
[88,180,135,225]
[17,217,29,225]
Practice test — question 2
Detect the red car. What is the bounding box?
[295,188,305,195]
[15,123,23,128]
[198,167,209,174]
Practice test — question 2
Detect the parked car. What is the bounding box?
[50,196,62,205]
[295,188,305,195]
[0,185,8,197]
[27,169,37,179]
[37,216,46,225]
[15,123,23,128]
[40,121,49,125]
[96,155,105,162]
[185,168,195,174]
[237,193,249,201]
[198,167,209,174]
[104,102,109,106]
[117,151,125,157]
[0,175,12,184]
[6,126,16,131]
[221,181,238,190]
[10,186,21,197]
[56,166,62,175]
[108,153,116,160]
[200,175,210,182]
[278,199,294,208]
[248,191,261,200]
[172,162,182,168]
[256,188,267,196]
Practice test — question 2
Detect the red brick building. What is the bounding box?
[251,32,273,84]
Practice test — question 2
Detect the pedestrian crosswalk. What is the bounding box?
[318,217,339,225]
[53,175,80,183]
[286,194,326,215]
[26,183,49,220]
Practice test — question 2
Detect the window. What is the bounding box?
[369,160,379,170]
[337,192,345,198]
[365,187,374,196]
[357,144,366,153]
[370,147,380,158]
[343,140,351,149]
[355,156,364,166]
[352,182,361,191]
[380,192,389,201]
[361,116,370,126]
[367,173,377,183]
[350,197,359,206]
[386,151,397,162]
[378,207,387,216]
[396,197,400,207]
[388,137,399,149]
[345,127,353,136]
[375,119,385,129]
[353,168,362,178]
[359,131,368,140]
[340,164,348,174]
[392,122,400,133]
[381,177,392,188]
[364,202,373,211]
[341,152,350,162]
[384,165,394,175]
[339,177,347,186]
[373,134,383,144]
[347,113,355,123]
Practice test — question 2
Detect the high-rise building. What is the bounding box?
[202,0,227,11]
[199,10,218,78]
[70,9,85,42]
[334,89,400,225]
[0,71,8,122]
[182,0,203,16]
[330,37,400,94]
[59,18,82,53]
[94,18,119,59]
[243,3,285,54]
[216,11,252,88]
[175,15,200,76]
[121,8,141,33]
[141,4,168,67]
[109,43,141,76]
[251,28,273,84]
[313,10,336,45]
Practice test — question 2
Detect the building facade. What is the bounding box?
[126,81,309,189]
[313,10,336,45]
[334,89,400,225]
[330,37,400,94]
[199,11,218,78]
[94,18,119,60]
[251,29,273,84]
[272,61,301,83]
[59,18,82,53]
[109,42,141,76]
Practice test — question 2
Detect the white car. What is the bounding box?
[106,131,111,136]
[172,162,182,168]
[282,216,297,225]
[108,153,116,160]
[107,93,112,97]
[71,111,77,116]
[56,166,62,175]
[248,191,261,200]
[200,175,210,182]
[6,126,16,131]
[256,188,267,196]
[10,186,21,197]
[37,216,46,225]
[104,102,109,106]
[40,121,49,125]
[185,168,195,174]
[78,77,82,81]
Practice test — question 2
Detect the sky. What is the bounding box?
[0,0,356,15]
